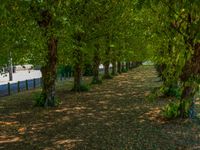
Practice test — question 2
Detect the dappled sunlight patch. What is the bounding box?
[118,80,133,85]
[103,94,115,98]
[138,107,166,124]
[0,115,17,119]
[130,91,137,95]
[0,135,22,144]
[52,106,87,117]
[196,100,200,105]
[52,139,83,149]
[29,123,52,133]
[73,106,87,111]
[191,145,200,150]
[86,112,94,116]
[54,108,69,113]
[99,100,109,105]
[139,119,145,123]
[54,139,83,145]
[4,111,32,121]
[1,66,199,149]
[0,121,19,126]
[55,116,71,123]
[144,91,151,97]
[132,106,140,110]
[18,127,26,135]
[145,107,166,124]
[115,93,124,96]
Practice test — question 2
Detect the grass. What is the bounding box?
[0,66,200,150]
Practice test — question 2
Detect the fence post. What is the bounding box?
[26,80,28,90]
[33,79,36,88]
[64,73,66,80]
[8,82,11,95]
[68,72,70,78]
[17,81,20,92]
[40,78,43,87]
[71,71,74,77]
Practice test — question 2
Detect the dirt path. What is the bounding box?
[0,66,200,150]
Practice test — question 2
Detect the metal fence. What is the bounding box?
[0,78,42,97]
[0,62,141,97]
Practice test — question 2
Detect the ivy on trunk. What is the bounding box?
[41,37,58,107]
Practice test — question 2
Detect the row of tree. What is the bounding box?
[0,0,149,107]
[143,0,200,118]
[2,0,199,119]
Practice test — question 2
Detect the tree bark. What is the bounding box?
[103,61,110,79]
[8,51,13,81]
[41,37,58,107]
[128,62,131,69]
[126,62,129,71]
[92,44,101,84]
[73,49,83,92]
[121,62,125,72]
[103,45,111,79]
[179,43,200,118]
[73,62,82,92]
[8,66,13,81]
[117,61,121,74]
[111,60,117,76]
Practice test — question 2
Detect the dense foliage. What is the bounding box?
[1,0,199,119]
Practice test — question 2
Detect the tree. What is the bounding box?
[28,0,72,106]
[1,0,69,106]
[141,0,200,118]
[0,1,29,80]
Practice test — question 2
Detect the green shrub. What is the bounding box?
[71,84,90,92]
[34,93,61,107]
[146,87,163,102]
[83,64,93,76]
[102,74,113,79]
[180,99,191,118]
[91,78,102,84]
[34,93,45,107]
[121,68,128,73]
[162,100,191,119]
[80,84,90,91]
[146,93,157,102]
[162,85,181,99]
[162,101,180,119]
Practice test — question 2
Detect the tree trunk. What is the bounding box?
[117,61,121,74]
[8,52,13,81]
[179,43,200,118]
[122,62,125,72]
[41,37,58,107]
[103,45,111,79]
[128,62,131,70]
[179,85,194,118]
[103,61,110,79]
[111,60,117,76]
[8,66,13,81]
[92,44,101,84]
[73,62,82,92]
[126,62,129,71]
[73,49,83,92]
